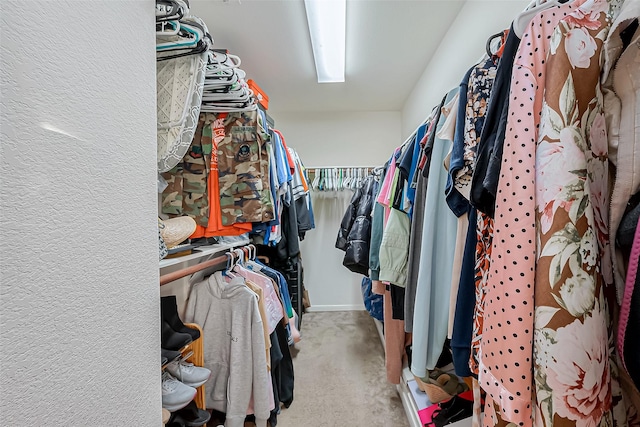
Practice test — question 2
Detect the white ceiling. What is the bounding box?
[190,0,466,113]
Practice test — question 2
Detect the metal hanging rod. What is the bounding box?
[305,166,377,169]
[159,244,256,286]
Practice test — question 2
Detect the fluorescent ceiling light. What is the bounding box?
[303,0,346,83]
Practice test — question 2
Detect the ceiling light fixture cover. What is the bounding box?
[303,0,346,83]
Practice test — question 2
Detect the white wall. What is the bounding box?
[272,111,401,310]
[273,111,401,168]
[401,0,530,139]
[0,2,160,425]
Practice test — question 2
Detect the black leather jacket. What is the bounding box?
[336,175,376,275]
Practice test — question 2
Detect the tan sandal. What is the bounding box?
[413,368,448,392]
[423,372,468,404]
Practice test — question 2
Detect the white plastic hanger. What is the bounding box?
[513,0,562,37]
[343,169,351,188]
[156,20,180,36]
[312,169,320,190]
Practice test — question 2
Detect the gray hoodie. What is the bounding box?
[185,271,271,427]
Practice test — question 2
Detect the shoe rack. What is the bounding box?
[181,323,207,410]
[183,323,206,410]
[162,322,207,416]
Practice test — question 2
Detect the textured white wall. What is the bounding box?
[271,111,401,309]
[401,0,530,139]
[0,1,160,425]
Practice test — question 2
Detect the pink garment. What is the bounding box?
[377,148,401,223]
[383,285,406,384]
[418,403,440,425]
[478,3,575,425]
[619,217,640,369]
[372,279,386,296]
[234,266,284,334]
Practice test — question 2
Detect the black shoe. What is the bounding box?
[435,340,453,370]
[162,296,201,341]
[432,395,473,427]
[162,348,182,366]
[172,401,211,426]
[161,319,192,351]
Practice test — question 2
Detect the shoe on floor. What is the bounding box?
[162,371,197,412]
[162,408,171,425]
[165,359,211,388]
[171,401,211,426]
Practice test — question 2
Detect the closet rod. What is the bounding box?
[160,254,228,286]
[305,165,377,169]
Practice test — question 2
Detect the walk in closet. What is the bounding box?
[3,1,640,426]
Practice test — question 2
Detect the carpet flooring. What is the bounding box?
[276,310,409,427]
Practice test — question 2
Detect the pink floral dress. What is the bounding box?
[533,1,627,426]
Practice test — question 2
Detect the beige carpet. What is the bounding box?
[277,311,409,427]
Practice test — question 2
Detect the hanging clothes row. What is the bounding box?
[337,0,640,426]
[183,246,298,427]
[306,167,375,192]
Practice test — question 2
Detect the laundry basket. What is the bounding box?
[156,51,207,173]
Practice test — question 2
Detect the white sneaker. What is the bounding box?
[161,372,197,412]
[165,359,211,388]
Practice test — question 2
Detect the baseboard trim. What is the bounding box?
[306,304,365,312]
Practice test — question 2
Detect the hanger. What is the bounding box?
[208,51,242,71]
[248,244,257,260]
[156,20,180,36]
[233,248,245,266]
[513,0,561,38]
[156,23,201,51]
[486,31,504,57]
[156,0,186,22]
[241,246,249,262]
[223,252,237,278]
[156,39,208,61]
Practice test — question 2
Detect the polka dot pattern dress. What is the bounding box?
[478,3,574,426]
